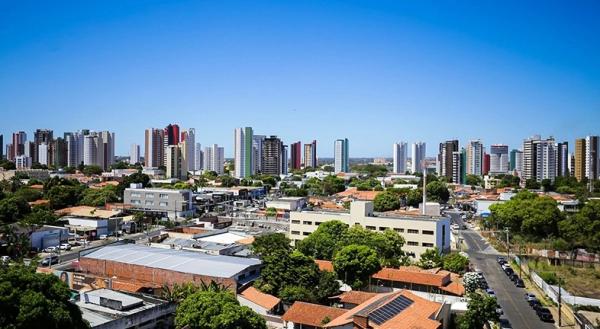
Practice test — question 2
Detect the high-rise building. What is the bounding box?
[574,138,586,181]
[234,127,254,178]
[281,145,289,175]
[195,143,203,171]
[0,134,3,159]
[585,136,599,181]
[38,143,49,166]
[66,132,84,168]
[303,140,317,169]
[290,141,302,170]
[252,135,265,173]
[52,137,68,168]
[523,136,557,182]
[438,140,458,180]
[510,149,523,177]
[392,142,407,174]
[334,138,349,173]
[556,142,569,177]
[15,155,32,169]
[144,128,165,168]
[99,131,115,170]
[33,129,53,164]
[203,144,225,175]
[451,151,462,184]
[130,144,140,164]
[489,144,509,174]
[411,142,426,174]
[522,135,540,181]
[24,141,35,158]
[569,153,575,177]
[164,124,180,146]
[483,152,490,175]
[9,131,27,161]
[181,128,196,171]
[466,140,484,176]
[460,148,467,184]
[262,136,283,175]
[166,145,183,179]
[83,133,103,168]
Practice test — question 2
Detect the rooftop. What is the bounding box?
[56,206,122,219]
[82,244,261,279]
[239,286,281,310]
[281,301,347,327]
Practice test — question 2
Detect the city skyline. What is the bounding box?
[1,1,599,157]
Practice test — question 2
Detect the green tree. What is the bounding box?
[0,225,31,259]
[174,290,266,329]
[47,185,83,209]
[82,165,103,176]
[265,207,277,218]
[373,191,401,212]
[442,253,469,274]
[333,244,381,289]
[426,181,450,204]
[79,186,119,207]
[418,248,443,269]
[0,160,16,170]
[297,221,349,260]
[559,200,600,251]
[116,172,150,197]
[0,196,31,224]
[13,187,43,202]
[465,175,483,187]
[21,206,58,227]
[218,175,238,188]
[458,293,500,329]
[350,164,388,177]
[251,233,292,258]
[525,178,541,190]
[0,265,88,329]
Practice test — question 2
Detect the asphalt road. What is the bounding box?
[449,211,555,329]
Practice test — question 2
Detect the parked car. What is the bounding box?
[1,256,10,265]
[525,293,537,301]
[501,263,511,270]
[496,307,504,315]
[486,289,496,297]
[504,268,515,276]
[515,278,525,288]
[498,318,512,329]
[536,307,554,322]
[451,224,460,230]
[509,273,519,282]
[59,243,71,251]
[529,299,542,308]
[99,234,108,240]
[40,255,59,267]
[43,246,57,253]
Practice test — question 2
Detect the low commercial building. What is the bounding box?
[238,286,282,316]
[289,201,450,258]
[76,289,175,329]
[265,197,307,211]
[79,244,262,291]
[30,225,70,251]
[124,184,194,219]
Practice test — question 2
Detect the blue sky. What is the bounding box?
[1,1,599,157]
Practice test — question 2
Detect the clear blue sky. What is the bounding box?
[1,1,599,157]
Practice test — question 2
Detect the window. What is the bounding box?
[303,232,310,236]
[394,228,404,233]
[366,226,376,230]
[159,193,169,199]
[131,200,141,205]
[422,243,434,247]
[250,270,257,276]
[145,193,154,198]
[379,227,387,231]
[407,229,419,234]
[238,273,246,280]
[407,241,419,246]
[130,192,141,198]
[315,222,322,226]
[291,220,300,224]
[159,201,168,207]
[291,231,300,235]
[303,221,312,225]
[422,230,434,235]
[145,200,154,206]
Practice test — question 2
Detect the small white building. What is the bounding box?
[265,197,307,211]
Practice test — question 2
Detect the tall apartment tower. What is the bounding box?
[144,128,165,168]
[334,138,349,173]
[234,127,254,178]
[524,136,557,182]
[195,143,203,171]
[466,140,484,176]
[99,131,115,171]
[83,133,103,168]
[180,128,196,171]
[556,142,569,177]
[451,151,462,184]
[304,140,317,169]
[489,144,509,174]
[33,129,53,164]
[130,144,140,164]
[252,135,265,174]
[204,144,224,175]
[282,145,289,175]
[51,137,68,168]
[392,142,407,174]
[290,141,302,170]
[522,135,540,181]
[574,138,586,181]
[411,142,426,174]
[585,136,599,181]
[510,149,524,177]
[9,131,27,161]
[166,145,183,179]
[66,132,84,168]
[0,134,3,159]
[438,140,459,181]
[262,136,283,176]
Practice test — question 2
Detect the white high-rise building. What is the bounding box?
[38,143,49,166]
[130,144,140,164]
[253,135,266,173]
[536,138,557,182]
[15,155,32,169]
[66,132,84,168]
[489,144,509,174]
[183,128,196,171]
[411,142,426,173]
[334,139,349,173]
[513,150,524,177]
[195,143,203,171]
[83,133,103,168]
[466,140,484,176]
[204,144,224,175]
[392,142,407,174]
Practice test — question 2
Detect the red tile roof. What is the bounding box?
[335,291,378,305]
[282,302,346,327]
[315,260,334,272]
[372,267,450,287]
[335,187,382,201]
[240,287,281,310]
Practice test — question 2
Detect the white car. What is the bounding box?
[43,246,58,253]
[1,256,10,264]
[451,224,460,230]
[59,243,71,251]
[99,234,108,240]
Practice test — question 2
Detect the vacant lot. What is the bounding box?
[527,258,600,299]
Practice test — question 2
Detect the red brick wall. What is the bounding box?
[79,257,237,291]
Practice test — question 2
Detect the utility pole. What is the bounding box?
[558,277,562,327]
[504,228,510,259]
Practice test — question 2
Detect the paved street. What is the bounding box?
[449,211,555,329]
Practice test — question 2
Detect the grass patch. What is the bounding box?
[527,258,600,299]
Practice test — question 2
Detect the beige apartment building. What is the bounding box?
[289,201,451,259]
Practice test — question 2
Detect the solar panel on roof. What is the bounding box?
[369,295,414,325]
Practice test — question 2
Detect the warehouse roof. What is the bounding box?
[82,244,261,279]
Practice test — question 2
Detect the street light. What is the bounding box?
[504,227,510,259]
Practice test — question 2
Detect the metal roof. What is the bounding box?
[83,244,261,278]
